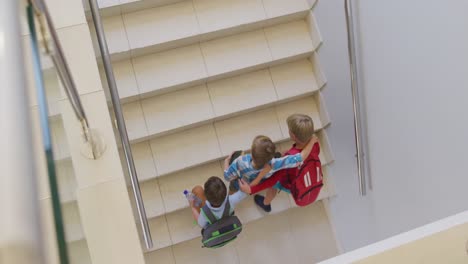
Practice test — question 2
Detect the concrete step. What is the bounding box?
[124,94,331,182]
[132,129,333,221]
[88,0,318,62]
[117,56,325,143]
[99,19,321,103]
[143,199,338,264]
[141,172,335,252]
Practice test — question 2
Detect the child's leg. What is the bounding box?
[254,186,277,213]
[250,171,284,194]
[229,179,240,195]
[254,182,290,212]
[263,188,277,205]
[191,185,206,213]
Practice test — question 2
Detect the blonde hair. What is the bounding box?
[287,114,314,143]
[251,135,276,169]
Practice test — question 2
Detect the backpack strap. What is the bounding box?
[201,198,232,224]
[222,199,231,218]
[289,142,321,184]
[201,205,217,225]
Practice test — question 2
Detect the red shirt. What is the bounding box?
[250,144,303,194]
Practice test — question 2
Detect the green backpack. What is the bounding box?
[201,200,242,248]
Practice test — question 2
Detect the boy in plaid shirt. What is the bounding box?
[224,133,318,211]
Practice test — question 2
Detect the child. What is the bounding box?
[239,114,317,212]
[224,132,318,212]
[189,176,247,228]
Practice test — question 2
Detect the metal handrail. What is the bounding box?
[345,0,367,196]
[26,3,70,263]
[31,0,98,159]
[87,0,153,250]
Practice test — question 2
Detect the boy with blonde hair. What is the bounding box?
[239,114,320,212]
[224,118,318,211]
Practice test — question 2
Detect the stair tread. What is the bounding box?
[131,95,330,180]
[137,132,334,220]
[65,186,333,251]
[119,57,324,144]
[55,92,330,199]
[144,183,334,252]
[87,0,311,62]
[111,20,318,103]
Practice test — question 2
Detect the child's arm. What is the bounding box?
[229,182,249,206]
[223,151,234,170]
[239,178,252,194]
[269,136,319,171]
[300,135,319,161]
[189,200,200,221]
[250,164,271,186]
[239,170,288,195]
[191,206,200,221]
[191,201,209,228]
[224,156,240,181]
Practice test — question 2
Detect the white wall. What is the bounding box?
[357,0,468,239]
[314,0,378,252]
[316,0,468,252]
[319,211,468,264]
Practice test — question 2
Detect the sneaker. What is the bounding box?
[254,195,272,213]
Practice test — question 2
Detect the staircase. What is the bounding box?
[28,0,339,262]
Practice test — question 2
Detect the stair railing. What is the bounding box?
[31,0,104,160]
[345,0,369,196]
[87,0,153,250]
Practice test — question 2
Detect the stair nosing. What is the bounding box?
[66,179,336,250]
[145,159,333,220]
[92,10,309,65]
[139,123,330,183]
[126,85,324,144]
[144,186,336,253]
[114,49,317,107]
[63,164,335,248]
[84,0,189,20]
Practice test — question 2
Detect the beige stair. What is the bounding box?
[144,201,338,264]
[118,57,325,143]
[99,19,322,103]
[88,0,320,62]
[35,0,337,262]
[100,0,336,255]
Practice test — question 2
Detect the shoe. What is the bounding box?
[254,195,272,213]
[274,152,282,158]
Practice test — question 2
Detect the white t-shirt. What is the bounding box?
[197,191,247,228]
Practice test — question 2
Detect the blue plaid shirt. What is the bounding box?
[224,153,303,182]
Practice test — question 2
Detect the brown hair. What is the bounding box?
[251,135,276,169]
[204,176,227,207]
[287,114,314,143]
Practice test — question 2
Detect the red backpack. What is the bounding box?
[282,142,323,206]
